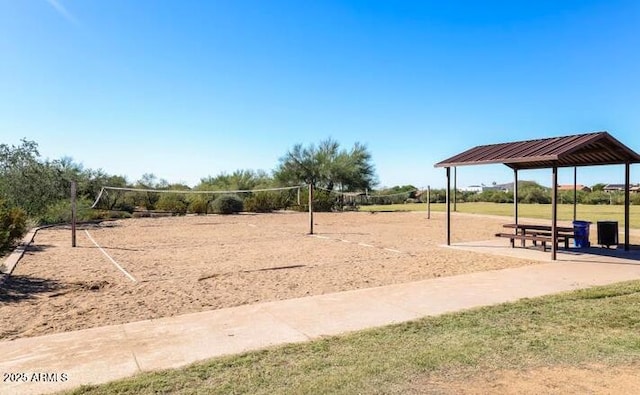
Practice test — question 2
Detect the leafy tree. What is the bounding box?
[155,183,192,214]
[275,138,377,191]
[81,169,128,203]
[517,181,550,204]
[130,173,167,210]
[197,169,272,191]
[591,183,606,192]
[0,139,61,216]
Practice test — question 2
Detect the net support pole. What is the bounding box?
[308,183,314,235]
[71,181,77,248]
[297,187,301,206]
[427,185,431,219]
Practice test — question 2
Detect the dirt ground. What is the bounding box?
[1,211,541,340]
[2,211,638,393]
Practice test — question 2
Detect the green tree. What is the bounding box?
[197,169,272,191]
[130,173,167,210]
[0,139,63,216]
[275,138,377,191]
[155,183,192,214]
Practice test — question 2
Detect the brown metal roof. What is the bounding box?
[434,131,640,170]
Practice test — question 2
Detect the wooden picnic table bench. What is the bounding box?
[496,223,576,250]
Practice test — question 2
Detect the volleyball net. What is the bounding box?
[315,187,420,208]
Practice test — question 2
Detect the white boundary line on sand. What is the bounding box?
[309,234,404,254]
[84,230,137,283]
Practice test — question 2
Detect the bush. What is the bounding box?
[188,197,210,214]
[41,199,73,224]
[156,193,188,215]
[0,200,27,252]
[314,190,339,212]
[244,192,279,213]
[40,198,112,225]
[290,188,338,212]
[520,189,549,204]
[211,194,243,214]
[244,190,296,212]
[582,191,612,205]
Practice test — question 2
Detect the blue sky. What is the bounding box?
[1,0,639,189]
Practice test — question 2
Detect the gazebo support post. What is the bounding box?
[573,167,577,222]
[513,169,519,227]
[625,162,630,251]
[446,167,451,245]
[453,167,457,212]
[551,166,558,261]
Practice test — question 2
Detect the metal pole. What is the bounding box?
[551,167,558,260]
[453,167,457,212]
[427,185,431,220]
[308,184,314,235]
[573,167,577,222]
[71,181,77,248]
[297,187,301,206]
[513,169,519,227]
[625,163,630,251]
[446,168,451,245]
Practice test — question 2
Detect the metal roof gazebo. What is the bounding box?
[435,131,640,260]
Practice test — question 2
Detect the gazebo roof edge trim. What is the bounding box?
[434,131,640,169]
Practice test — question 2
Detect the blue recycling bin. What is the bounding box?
[572,220,591,248]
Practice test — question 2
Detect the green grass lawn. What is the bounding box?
[65,281,640,394]
[359,202,640,228]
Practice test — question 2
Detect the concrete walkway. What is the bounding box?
[2,244,640,395]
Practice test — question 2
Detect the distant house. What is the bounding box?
[558,184,591,192]
[604,184,625,192]
[462,185,483,193]
[482,182,514,192]
[603,184,640,193]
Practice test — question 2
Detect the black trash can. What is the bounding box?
[597,221,618,248]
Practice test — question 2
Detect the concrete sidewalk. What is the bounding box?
[2,248,640,395]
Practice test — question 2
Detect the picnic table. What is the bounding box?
[496,223,576,250]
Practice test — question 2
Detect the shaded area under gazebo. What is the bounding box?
[435,131,640,260]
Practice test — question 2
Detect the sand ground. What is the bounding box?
[2,211,638,393]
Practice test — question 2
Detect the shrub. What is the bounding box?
[313,190,338,212]
[0,200,27,252]
[290,188,338,212]
[40,198,111,225]
[520,188,549,204]
[41,199,72,224]
[244,192,279,213]
[156,194,188,215]
[211,194,243,214]
[582,191,612,205]
[244,191,296,212]
[188,197,210,214]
